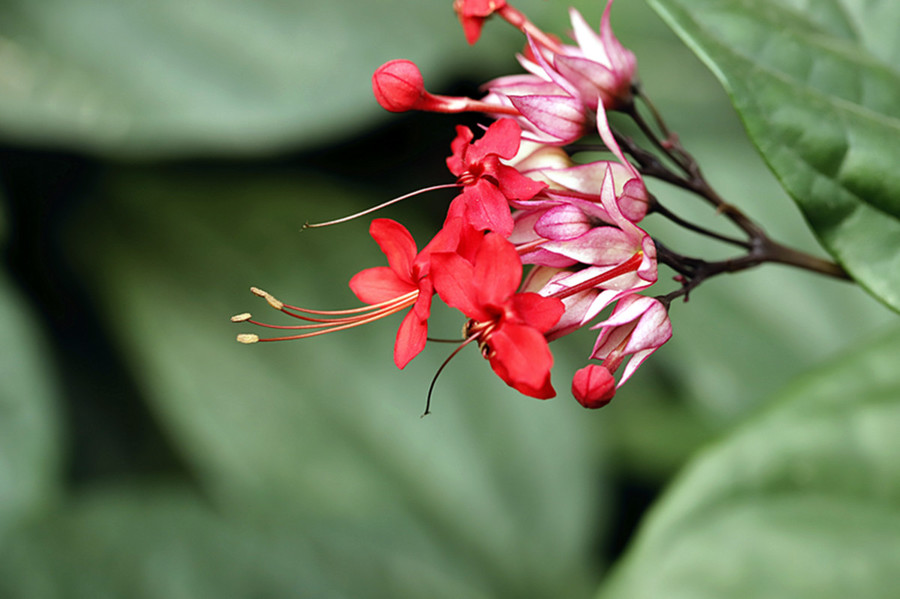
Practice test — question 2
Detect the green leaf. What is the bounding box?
[648,0,900,312]
[63,167,603,598]
[0,0,595,157]
[599,325,900,599]
[2,484,544,599]
[0,268,63,537]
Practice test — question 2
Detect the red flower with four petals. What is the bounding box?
[445,118,545,236]
[430,230,564,398]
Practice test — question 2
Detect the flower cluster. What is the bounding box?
[234,0,672,411]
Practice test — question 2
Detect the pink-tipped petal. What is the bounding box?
[508,94,586,144]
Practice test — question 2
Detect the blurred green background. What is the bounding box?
[0,0,895,597]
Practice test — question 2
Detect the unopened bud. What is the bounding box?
[372,60,427,112]
[236,333,259,344]
[230,313,252,323]
[572,364,615,409]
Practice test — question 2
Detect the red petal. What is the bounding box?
[394,309,428,369]
[369,218,417,282]
[459,15,487,45]
[511,293,564,333]
[454,1,508,45]
[430,252,488,321]
[493,161,546,202]
[455,0,507,18]
[446,125,474,176]
[459,181,514,236]
[474,232,521,307]
[467,118,521,163]
[487,323,556,399]
[349,267,416,304]
[413,279,433,322]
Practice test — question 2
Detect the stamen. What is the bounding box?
[250,287,284,310]
[236,334,259,344]
[303,184,460,229]
[280,290,418,317]
[423,333,481,417]
[235,290,420,343]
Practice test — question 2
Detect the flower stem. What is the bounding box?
[614,85,850,293]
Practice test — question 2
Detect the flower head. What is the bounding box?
[445,119,545,235]
[517,2,637,111]
[430,230,564,398]
[348,219,436,368]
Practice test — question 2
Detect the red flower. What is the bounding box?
[349,219,435,369]
[453,0,507,45]
[430,230,564,398]
[445,118,545,236]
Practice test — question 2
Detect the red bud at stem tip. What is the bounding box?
[572,364,616,409]
[372,59,521,116]
[372,60,428,113]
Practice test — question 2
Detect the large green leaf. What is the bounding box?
[599,325,900,598]
[648,0,900,312]
[0,485,518,599]
[0,266,62,538]
[0,0,594,157]
[63,166,603,598]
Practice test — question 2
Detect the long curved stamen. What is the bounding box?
[246,305,413,342]
[242,299,411,330]
[235,288,419,343]
[423,332,481,417]
[280,291,419,319]
[250,286,417,316]
[303,184,460,229]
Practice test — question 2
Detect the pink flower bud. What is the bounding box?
[572,364,616,409]
[372,60,427,113]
